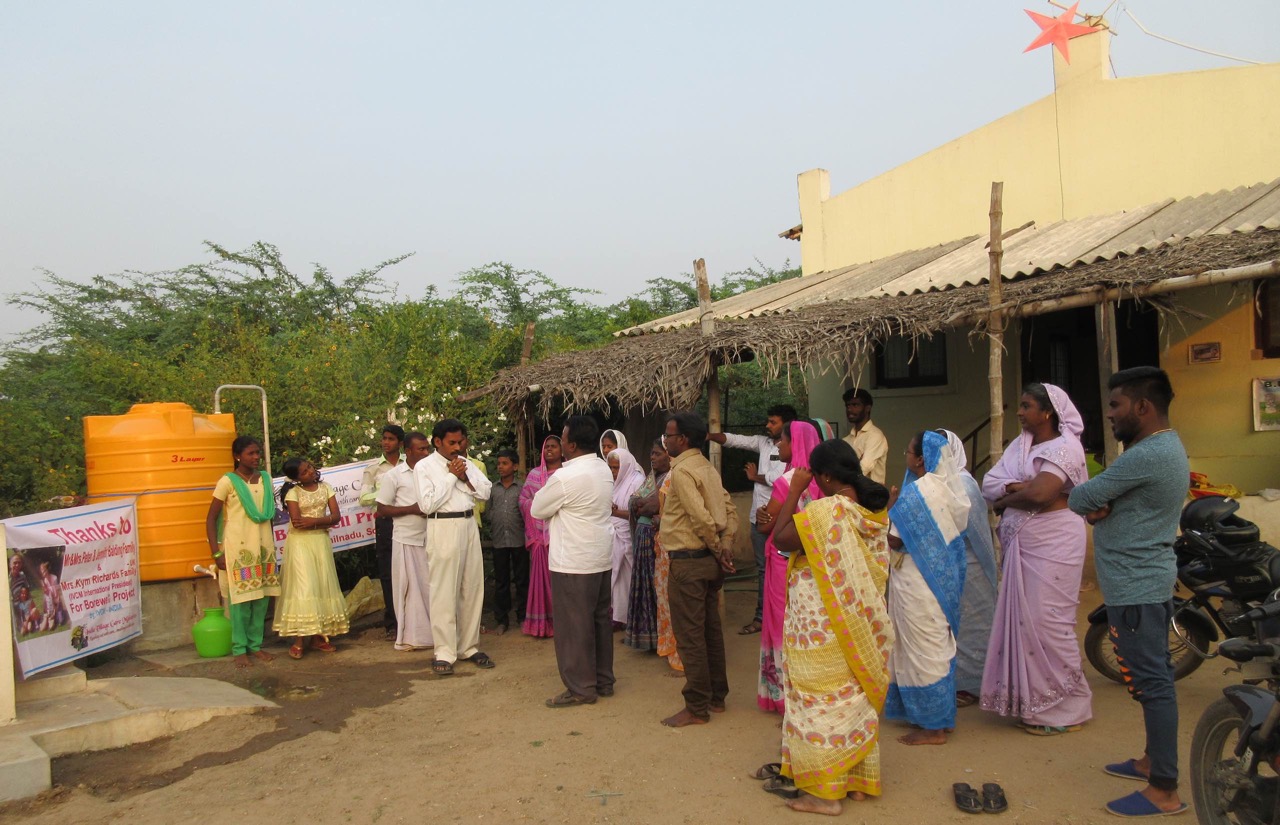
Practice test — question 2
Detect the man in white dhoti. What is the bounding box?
[415,418,493,676]
[375,431,433,651]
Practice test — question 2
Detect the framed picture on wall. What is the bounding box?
[1189,342,1222,364]
[1253,378,1280,431]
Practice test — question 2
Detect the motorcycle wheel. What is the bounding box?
[1083,616,1209,684]
[1191,696,1273,825]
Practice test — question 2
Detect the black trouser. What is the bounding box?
[375,516,396,629]
[550,571,615,700]
[492,546,530,627]
[668,554,728,719]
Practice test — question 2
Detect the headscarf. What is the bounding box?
[938,429,998,591]
[889,430,971,630]
[809,417,837,441]
[610,448,646,511]
[774,420,823,503]
[519,435,561,548]
[600,429,629,456]
[981,382,1088,504]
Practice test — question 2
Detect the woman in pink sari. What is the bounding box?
[980,382,1093,735]
[754,420,823,712]
[520,435,562,638]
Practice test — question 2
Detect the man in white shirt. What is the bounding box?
[358,424,404,638]
[531,415,616,708]
[375,431,433,652]
[842,388,889,484]
[707,403,795,635]
[415,418,493,676]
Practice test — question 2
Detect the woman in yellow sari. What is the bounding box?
[769,438,893,815]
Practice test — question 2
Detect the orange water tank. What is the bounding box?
[84,402,238,582]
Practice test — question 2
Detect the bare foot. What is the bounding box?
[661,709,709,727]
[710,702,726,714]
[665,669,685,678]
[786,793,843,816]
[252,650,275,663]
[492,624,508,636]
[898,728,948,746]
[234,653,253,669]
[1140,786,1183,813]
[848,792,868,801]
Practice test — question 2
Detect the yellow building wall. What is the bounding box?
[1163,284,1280,493]
[799,31,1280,275]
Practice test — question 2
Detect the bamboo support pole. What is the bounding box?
[1094,302,1121,465]
[516,322,536,472]
[695,259,722,472]
[987,183,1006,472]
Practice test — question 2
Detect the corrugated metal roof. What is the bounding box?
[619,179,1280,335]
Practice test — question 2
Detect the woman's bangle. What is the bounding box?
[212,550,224,559]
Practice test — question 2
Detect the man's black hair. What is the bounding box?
[668,410,709,449]
[1109,366,1175,416]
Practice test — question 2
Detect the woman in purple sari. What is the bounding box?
[520,435,562,638]
[754,420,823,713]
[980,383,1093,735]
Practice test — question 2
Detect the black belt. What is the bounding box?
[428,510,474,519]
[667,549,711,560]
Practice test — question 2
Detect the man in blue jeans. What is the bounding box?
[1068,367,1189,818]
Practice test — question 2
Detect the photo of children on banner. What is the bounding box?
[8,547,71,640]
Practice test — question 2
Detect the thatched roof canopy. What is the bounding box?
[482,227,1280,423]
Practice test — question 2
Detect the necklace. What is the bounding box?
[835,486,856,498]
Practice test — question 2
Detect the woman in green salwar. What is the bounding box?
[205,435,281,668]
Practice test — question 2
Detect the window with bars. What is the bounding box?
[873,333,948,389]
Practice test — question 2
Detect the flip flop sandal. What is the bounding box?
[956,691,980,708]
[430,659,454,676]
[1104,759,1149,782]
[1105,791,1189,818]
[1018,721,1080,731]
[751,762,782,780]
[982,783,1008,814]
[288,644,304,660]
[762,776,799,800]
[312,641,337,653]
[467,651,495,669]
[952,783,983,814]
[738,620,762,635]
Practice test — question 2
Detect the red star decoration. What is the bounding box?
[1024,2,1102,62]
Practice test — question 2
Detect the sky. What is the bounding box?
[2,1,1278,338]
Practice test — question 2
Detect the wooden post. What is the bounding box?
[987,182,1006,471]
[1095,302,1121,465]
[695,259,722,472]
[517,321,536,473]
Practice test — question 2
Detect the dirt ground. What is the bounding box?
[3,585,1230,825]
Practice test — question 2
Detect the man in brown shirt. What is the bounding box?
[658,411,737,727]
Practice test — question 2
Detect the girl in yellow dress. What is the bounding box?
[275,457,350,658]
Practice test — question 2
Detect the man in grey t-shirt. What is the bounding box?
[1068,367,1189,818]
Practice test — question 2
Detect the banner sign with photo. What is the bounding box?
[5,498,143,678]
[269,459,378,555]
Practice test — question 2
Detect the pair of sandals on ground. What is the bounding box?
[430,651,494,675]
[288,635,336,659]
[952,782,1008,814]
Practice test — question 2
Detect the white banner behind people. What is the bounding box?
[5,498,143,678]
[270,459,377,556]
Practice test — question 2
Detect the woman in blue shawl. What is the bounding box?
[884,429,971,745]
[938,429,998,708]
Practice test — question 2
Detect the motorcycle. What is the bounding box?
[1084,495,1280,684]
[1188,594,1280,824]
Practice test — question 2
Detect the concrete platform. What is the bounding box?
[0,676,275,803]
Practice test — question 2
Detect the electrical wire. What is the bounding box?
[1123,7,1264,65]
